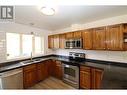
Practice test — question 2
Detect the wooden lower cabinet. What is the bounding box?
[36,62,46,82]
[80,66,91,89]
[80,66,104,89]
[23,59,63,88]
[23,64,37,89]
[91,68,104,89]
[55,61,63,79]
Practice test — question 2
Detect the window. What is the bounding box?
[6,33,20,59]
[6,33,44,59]
[22,34,33,56]
[35,36,42,54]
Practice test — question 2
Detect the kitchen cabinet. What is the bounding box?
[106,24,123,50]
[48,35,54,49]
[82,29,93,50]
[66,32,74,39]
[59,34,66,49]
[42,61,50,78]
[45,60,54,78]
[53,60,63,79]
[53,34,60,49]
[91,68,103,89]
[123,24,127,50]
[48,23,127,51]
[48,34,59,49]
[73,31,82,38]
[37,63,45,82]
[93,27,106,50]
[80,66,104,89]
[23,60,51,88]
[80,66,91,89]
[23,64,37,88]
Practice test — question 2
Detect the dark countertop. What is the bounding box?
[0,55,127,89]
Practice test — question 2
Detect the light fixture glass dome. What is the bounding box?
[41,7,55,16]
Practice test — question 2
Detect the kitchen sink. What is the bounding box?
[20,60,35,65]
[33,58,42,61]
[20,58,42,65]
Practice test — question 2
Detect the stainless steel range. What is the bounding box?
[62,52,85,88]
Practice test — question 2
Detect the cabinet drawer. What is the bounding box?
[80,66,91,72]
[55,61,62,66]
[37,63,45,70]
[23,64,36,71]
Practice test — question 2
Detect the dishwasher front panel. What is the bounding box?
[0,68,23,89]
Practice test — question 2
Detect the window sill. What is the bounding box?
[6,53,44,62]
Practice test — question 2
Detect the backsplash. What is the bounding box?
[53,49,127,63]
[0,31,6,62]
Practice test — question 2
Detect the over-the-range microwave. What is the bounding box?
[65,38,82,49]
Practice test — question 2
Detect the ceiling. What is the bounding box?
[15,6,127,31]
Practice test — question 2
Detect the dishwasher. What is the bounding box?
[0,68,23,89]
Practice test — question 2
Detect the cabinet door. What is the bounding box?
[37,63,45,82]
[54,61,63,79]
[91,68,103,89]
[82,29,93,50]
[80,66,91,89]
[106,24,123,50]
[66,32,74,39]
[43,62,49,78]
[53,34,60,49]
[59,34,66,49]
[45,60,54,77]
[93,27,106,50]
[48,35,54,48]
[73,31,82,38]
[23,64,37,88]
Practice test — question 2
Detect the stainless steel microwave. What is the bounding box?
[65,38,82,49]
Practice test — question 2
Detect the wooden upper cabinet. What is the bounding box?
[93,27,106,50]
[48,35,54,49]
[59,34,66,49]
[73,31,82,38]
[106,24,123,50]
[82,29,93,50]
[66,32,74,39]
[123,23,127,33]
[91,68,103,89]
[53,34,60,49]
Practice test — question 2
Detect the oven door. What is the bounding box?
[62,64,79,82]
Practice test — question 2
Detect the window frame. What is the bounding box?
[6,33,44,60]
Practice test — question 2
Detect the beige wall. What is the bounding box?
[52,14,127,63]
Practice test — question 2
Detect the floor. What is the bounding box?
[29,77,75,89]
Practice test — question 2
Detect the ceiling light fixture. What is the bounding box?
[41,7,55,16]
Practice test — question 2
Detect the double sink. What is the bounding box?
[20,58,44,65]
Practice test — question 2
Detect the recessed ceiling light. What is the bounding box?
[41,7,55,16]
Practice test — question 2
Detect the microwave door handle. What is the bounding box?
[75,41,77,48]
